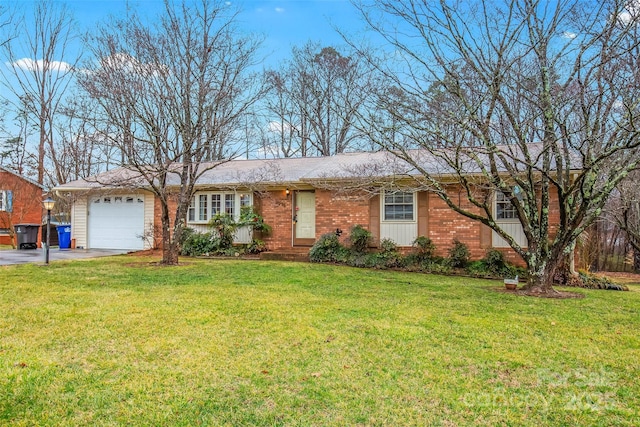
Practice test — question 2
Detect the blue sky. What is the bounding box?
[17,0,367,66]
[0,0,373,159]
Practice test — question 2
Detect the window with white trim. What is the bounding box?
[493,187,527,248]
[496,192,518,219]
[495,187,522,220]
[187,192,253,223]
[0,190,5,211]
[198,194,208,221]
[383,191,415,221]
[224,194,234,216]
[240,193,252,208]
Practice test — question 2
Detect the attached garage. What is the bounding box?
[88,194,146,250]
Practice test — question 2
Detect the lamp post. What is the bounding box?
[43,197,55,264]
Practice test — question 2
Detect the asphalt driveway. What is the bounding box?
[0,248,130,266]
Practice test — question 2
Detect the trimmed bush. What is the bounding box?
[482,249,507,275]
[348,225,372,254]
[309,233,349,263]
[448,239,470,268]
[181,232,217,256]
[412,236,436,261]
[376,238,404,268]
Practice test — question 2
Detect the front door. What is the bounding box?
[294,191,316,246]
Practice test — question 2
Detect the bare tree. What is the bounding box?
[353,0,640,294]
[263,42,373,157]
[0,2,15,49]
[0,0,80,186]
[79,0,263,265]
[608,173,640,272]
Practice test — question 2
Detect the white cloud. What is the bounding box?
[8,58,72,72]
[562,31,577,39]
[275,7,285,13]
[268,120,291,133]
[617,1,640,24]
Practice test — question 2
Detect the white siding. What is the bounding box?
[234,226,252,244]
[492,222,528,248]
[188,223,252,244]
[380,190,418,247]
[142,193,154,250]
[73,197,88,249]
[190,224,209,234]
[380,222,418,247]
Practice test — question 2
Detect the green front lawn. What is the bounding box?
[1,256,638,426]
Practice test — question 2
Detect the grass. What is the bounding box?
[1,255,639,426]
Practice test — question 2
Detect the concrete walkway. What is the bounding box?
[0,248,130,266]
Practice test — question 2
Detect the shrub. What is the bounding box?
[376,238,404,268]
[180,232,217,256]
[209,213,237,249]
[348,253,378,269]
[576,271,629,291]
[420,259,451,274]
[309,233,349,263]
[239,206,272,235]
[380,238,398,253]
[348,225,372,254]
[482,249,507,275]
[448,239,470,268]
[245,239,267,254]
[412,236,436,261]
[466,260,492,277]
[179,227,196,246]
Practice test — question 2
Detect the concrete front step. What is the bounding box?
[260,250,310,262]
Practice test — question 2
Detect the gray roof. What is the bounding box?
[53,145,583,192]
[54,151,416,191]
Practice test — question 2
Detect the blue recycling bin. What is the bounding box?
[57,224,71,249]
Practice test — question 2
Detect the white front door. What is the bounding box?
[88,195,145,250]
[295,191,316,244]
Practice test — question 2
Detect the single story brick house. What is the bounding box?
[53,150,560,263]
[0,166,46,247]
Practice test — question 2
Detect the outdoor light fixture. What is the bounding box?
[286,188,290,197]
[43,196,55,264]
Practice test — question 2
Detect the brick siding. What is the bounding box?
[152,185,563,267]
[0,171,44,247]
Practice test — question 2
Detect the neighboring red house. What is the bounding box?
[0,166,45,247]
[53,150,567,266]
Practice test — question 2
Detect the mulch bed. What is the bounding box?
[494,287,585,299]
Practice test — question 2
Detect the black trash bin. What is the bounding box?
[15,224,40,250]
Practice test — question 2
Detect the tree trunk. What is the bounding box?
[520,256,561,296]
[162,240,179,265]
[160,202,179,265]
[634,246,640,274]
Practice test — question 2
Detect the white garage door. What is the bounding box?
[88,195,145,250]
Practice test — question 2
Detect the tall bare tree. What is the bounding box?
[0,0,80,185]
[353,0,640,294]
[263,42,373,157]
[79,0,263,265]
[608,173,640,272]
